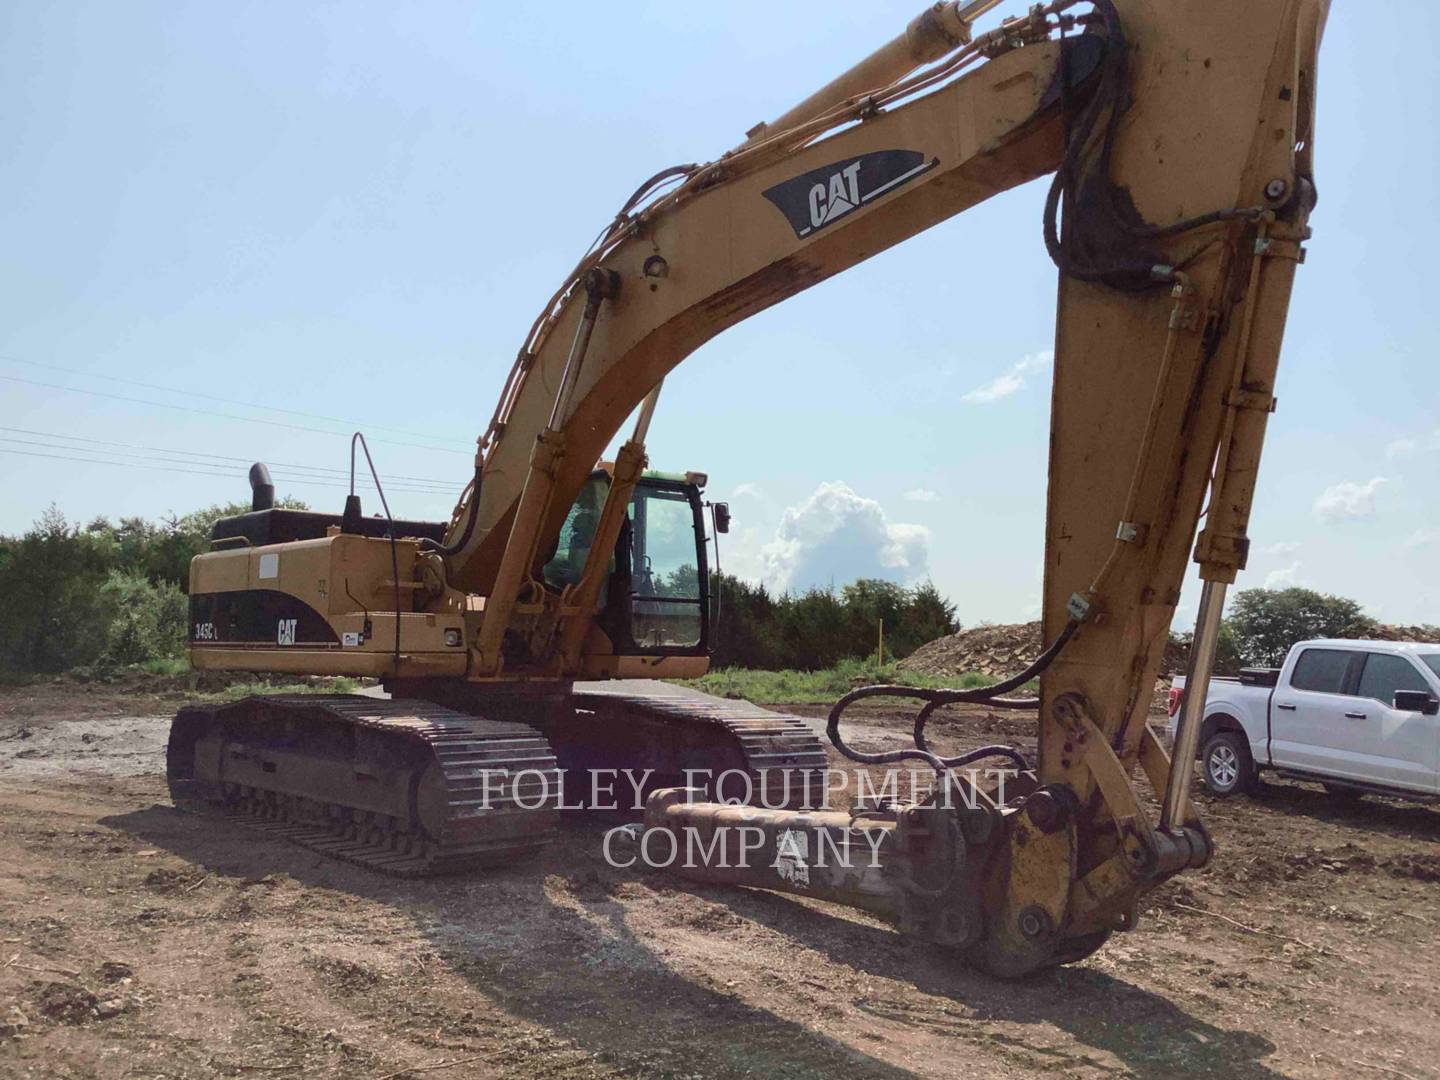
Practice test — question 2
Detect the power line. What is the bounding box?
[0,373,472,456]
[0,443,445,497]
[1,355,473,450]
[0,444,451,500]
[0,444,453,499]
[0,426,459,492]
[0,437,454,497]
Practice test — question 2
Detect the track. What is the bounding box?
[166,694,561,876]
[388,679,834,811]
[568,680,829,808]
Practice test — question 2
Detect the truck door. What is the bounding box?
[1351,652,1438,793]
[1269,647,1367,781]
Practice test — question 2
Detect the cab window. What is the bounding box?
[1356,653,1430,706]
[544,475,610,591]
[629,485,702,649]
[1289,648,1356,694]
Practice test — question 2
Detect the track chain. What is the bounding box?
[169,694,561,877]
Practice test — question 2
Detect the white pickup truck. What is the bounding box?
[1168,639,1440,800]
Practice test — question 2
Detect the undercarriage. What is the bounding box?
[165,683,829,873]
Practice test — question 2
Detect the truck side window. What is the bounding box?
[1356,654,1429,705]
[1289,648,1353,694]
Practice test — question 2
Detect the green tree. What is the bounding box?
[1171,622,1244,676]
[0,497,307,675]
[840,579,908,662]
[98,570,188,664]
[707,575,962,671]
[790,588,862,668]
[894,580,959,658]
[0,506,114,672]
[710,573,785,669]
[1226,587,1377,667]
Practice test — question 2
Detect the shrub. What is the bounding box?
[0,499,304,674]
[98,570,188,665]
[709,574,959,671]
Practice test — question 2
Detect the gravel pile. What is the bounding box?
[898,620,1190,679]
[897,622,1046,679]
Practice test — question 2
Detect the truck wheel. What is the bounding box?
[1200,731,1254,797]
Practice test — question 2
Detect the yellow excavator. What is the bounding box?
[165,0,1327,976]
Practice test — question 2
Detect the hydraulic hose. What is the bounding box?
[1044,0,1270,289]
[418,464,483,558]
[826,620,1079,773]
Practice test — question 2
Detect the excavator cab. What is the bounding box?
[549,469,712,660]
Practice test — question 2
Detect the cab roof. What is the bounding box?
[1301,639,1440,655]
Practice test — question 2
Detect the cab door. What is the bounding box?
[1269,647,1366,780]
[1351,652,1439,793]
[619,480,709,656]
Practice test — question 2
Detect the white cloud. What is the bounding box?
[756,482,929,592]
[902,488,940,503]
[1384,430,1440,458]
[1264,562,1303,589]
[1313,477,1389,523]
[1259,540,1301,556]
[730,482,765,499]
[961,350,1053,404]
[1404,529,1440,549]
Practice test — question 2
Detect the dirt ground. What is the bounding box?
[1,681,1437,1079]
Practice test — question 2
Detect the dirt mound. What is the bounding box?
[899,621,1188,678]
[1369,623,1440,644]
[897,622,1044,678]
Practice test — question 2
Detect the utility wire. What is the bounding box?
[0,437,452,497]
[0,373,471,456]
[0,445,452,499]
[0,355,472,449]
[0,426,456,492]
[0,434,454,491]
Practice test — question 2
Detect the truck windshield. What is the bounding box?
[1423,655,1440,681]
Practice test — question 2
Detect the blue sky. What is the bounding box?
[2,1,1438,627]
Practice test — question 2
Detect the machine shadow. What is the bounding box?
[706,889,1283,1080]
[1237,777,1440,840]
[103,803,920,1080]
[106,802,1283,1080]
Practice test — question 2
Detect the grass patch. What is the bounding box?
[138,656,191,677]
[672,657,1003,704]
[0,661,364,701]
[196,676,362,702]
